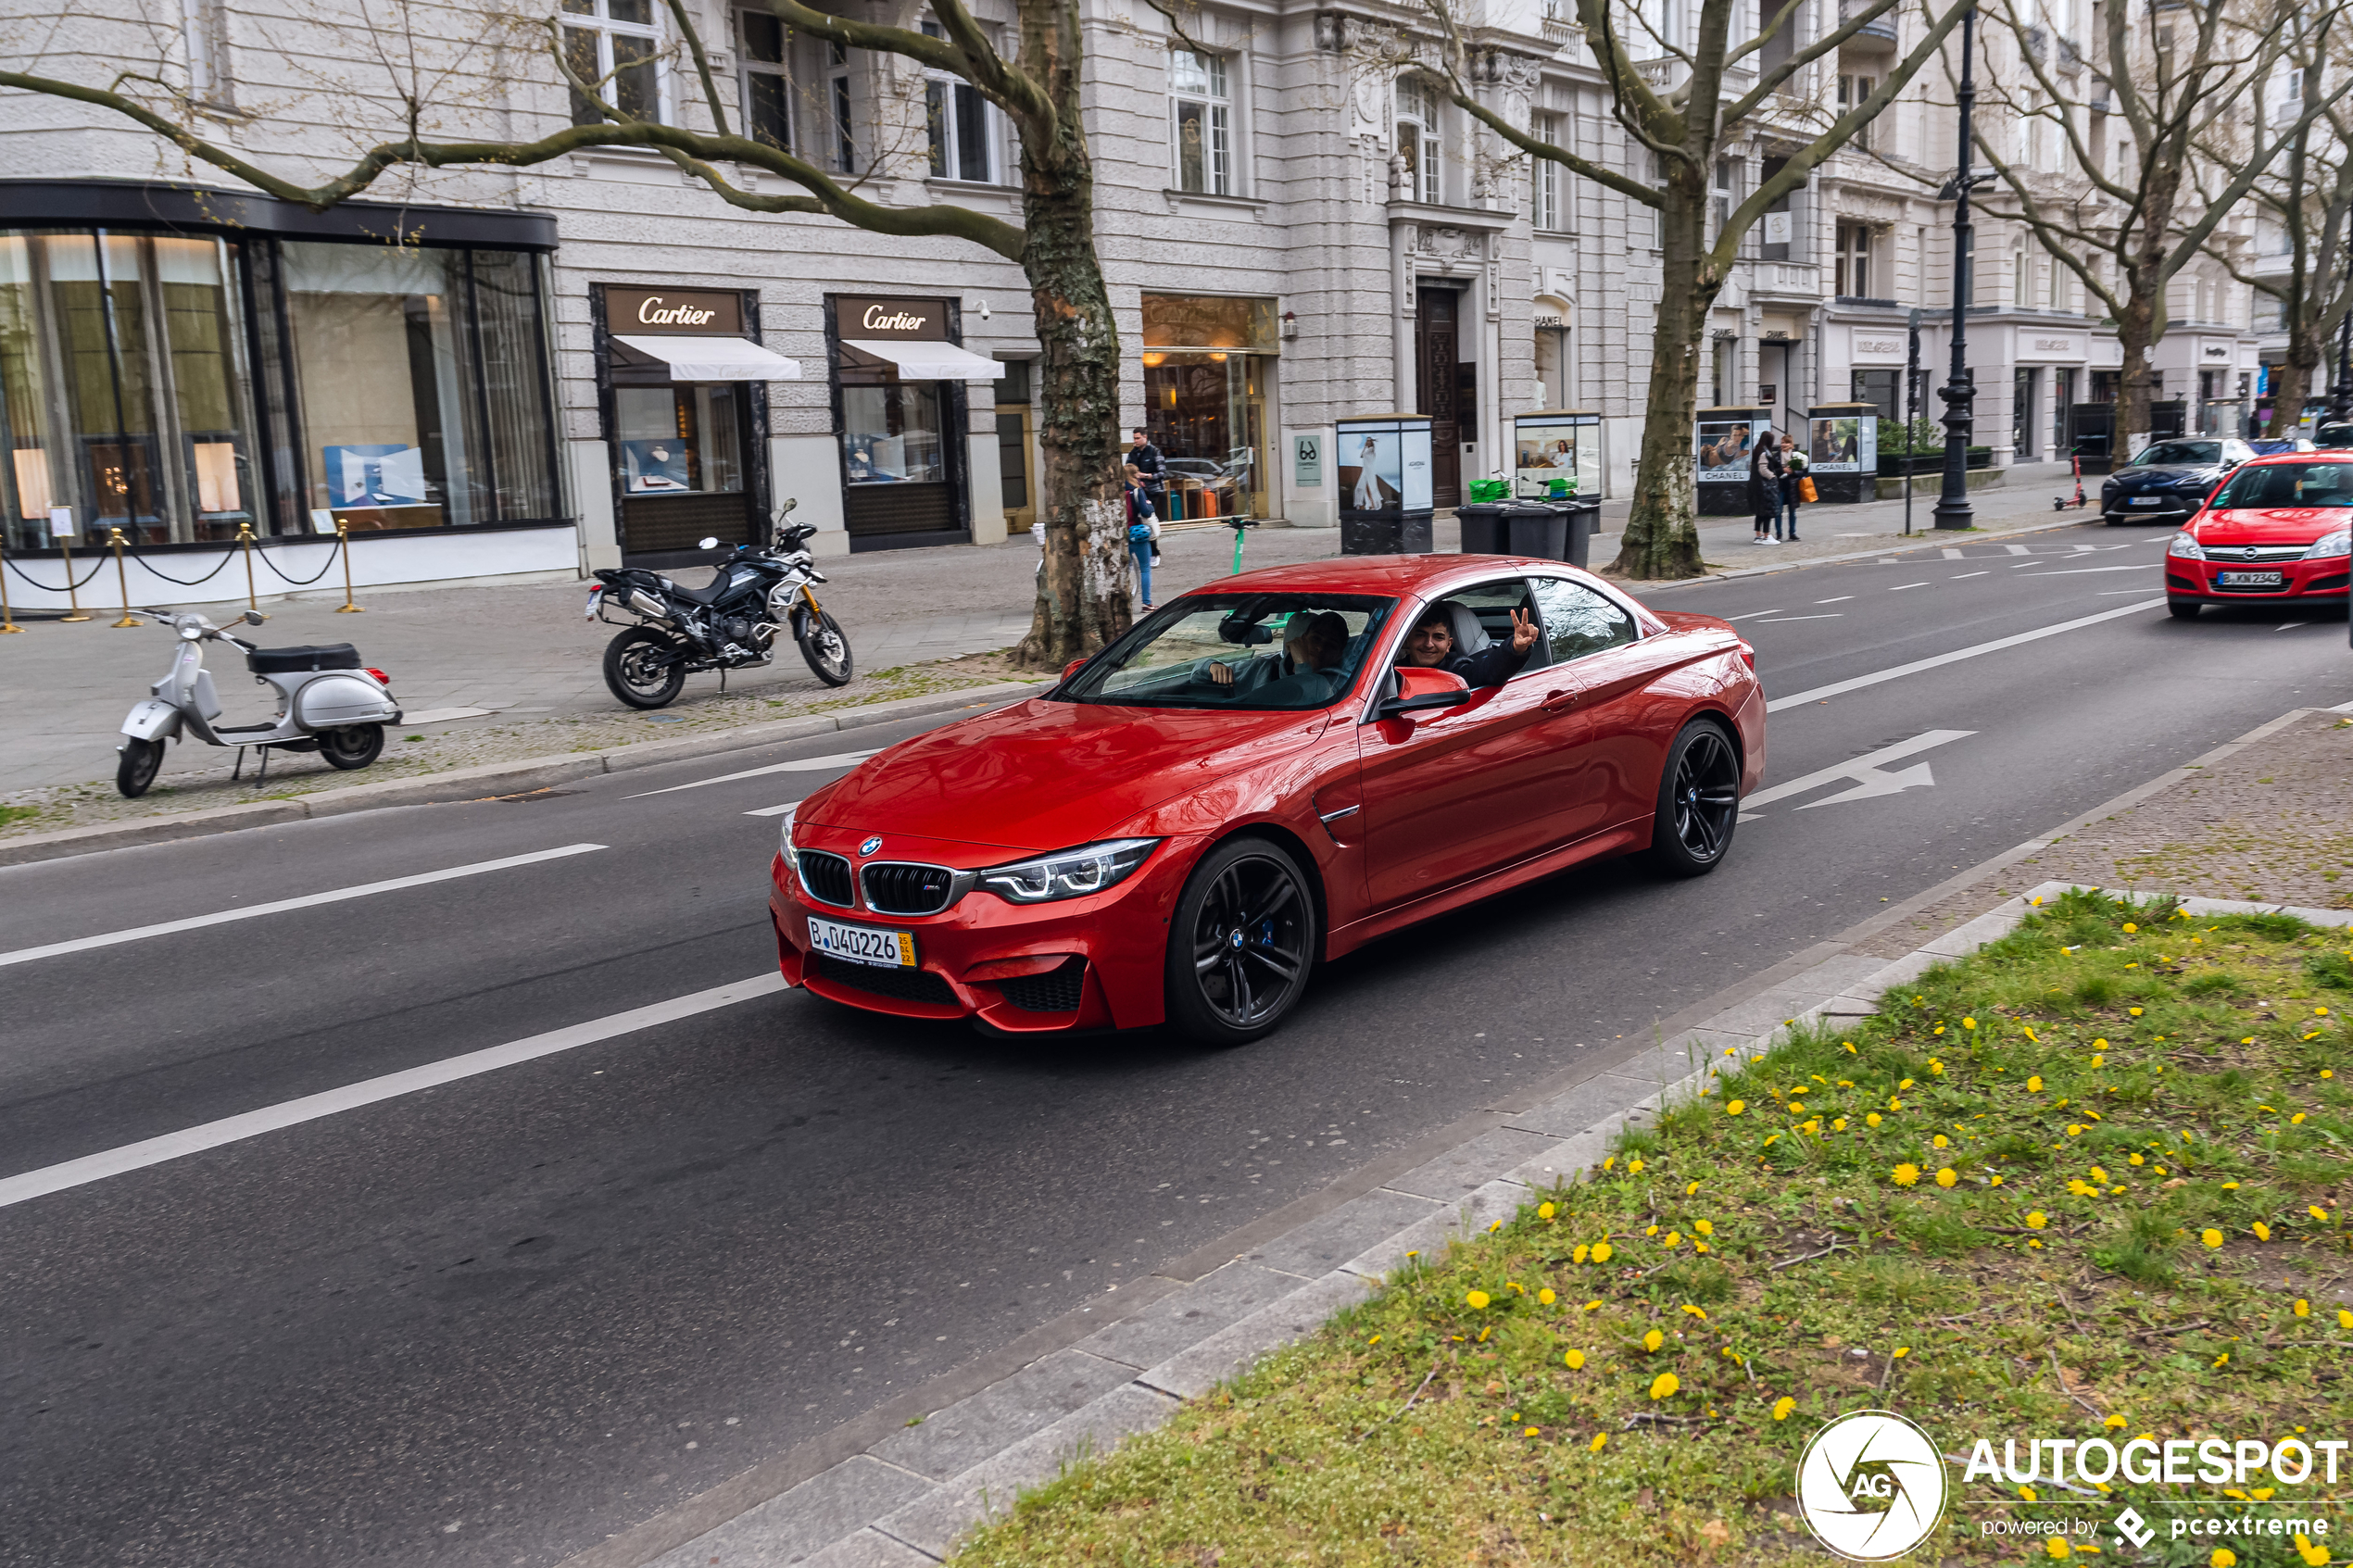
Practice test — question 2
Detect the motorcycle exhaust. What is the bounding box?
[625,589,673,621]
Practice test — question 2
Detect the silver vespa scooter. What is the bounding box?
[115,609,402,797]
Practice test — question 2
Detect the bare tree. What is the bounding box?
[1410,0,1966,578]
[2,0,1134,667]
[2196,10,2353,436]
[1978,0,2338,452]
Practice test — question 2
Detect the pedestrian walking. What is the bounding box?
[1126,483,1161,609]
[1777,434,1807,542]
[1126,428,1168,555]
[1749,432,1786,544]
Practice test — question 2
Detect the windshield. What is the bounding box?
[1063,594,1397,710]
[2133,441,2222,467]
[2208,462,2353,511]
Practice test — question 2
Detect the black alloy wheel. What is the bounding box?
[318,723,384,771]
[1164,837,1315,1046]
[604,625,689,709]
[796,608,854,687]
[1650,720,1741,877]
[116,737,164,798]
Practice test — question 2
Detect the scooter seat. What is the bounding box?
[247,644,362,674]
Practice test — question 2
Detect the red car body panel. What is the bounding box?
[2165,454,2353,607]
[769,555,1767,1033]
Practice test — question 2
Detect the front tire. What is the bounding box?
[117,737,164,798]
[319,723,384,770]
[796,608,854,687]
[604,625,688,709]
[1650,720,1742,878]
[1164,837,1315,1047]
[2167,600,2201,620]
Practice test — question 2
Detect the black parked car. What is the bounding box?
[2101,438,2257,525]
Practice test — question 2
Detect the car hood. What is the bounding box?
[798,698,1334,853]
[2113,465,2221,487]
[2191,508,2348,545]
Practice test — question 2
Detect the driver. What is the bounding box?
[1204,611,1350,696]
[1401,604,1539,688]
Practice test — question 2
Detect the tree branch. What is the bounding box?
[661,0,732,136]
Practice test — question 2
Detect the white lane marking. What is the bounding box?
[2004,544,2032,555]
[2071,544,2096,553]
[2277,622,2314,631]
[0,972,788,1210]
[2100,589,2154,595]
[2014,564,2158,577]
[1724,608,1787,621]
[1950,571,1990,580]
[1814,596,1854,604]
[1741,730,1974,819]
[2331,699,2353,713]
[1750,614,1845,623]
[746,799,810,817]
[2011,559,2047,568]
[1765,599,2167,713]
[1890,582,1930,591]
[1941,547,1964,560]
[0,844,608,970]
[623,748,883,799]
[399,707,497,726]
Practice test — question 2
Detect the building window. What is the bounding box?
[1643,152,1666,247]
[1710,336,1736,406]
[920,22,996,182]
[827,42,855,171]
[1169,50,1232,195]
[560,0,661,125]
[1835,220,1871,297]
[1711,158,1737,239]
[2047,247,2065,309]
[1139,295,1276,521]
[182,0,229,106]
[1531,115,1562,232]
[2013,238,2032,308]
[741,10,791,151]
[1396,78,1441,205]
[1851,368,1898,421]
[1838,75,1875,147]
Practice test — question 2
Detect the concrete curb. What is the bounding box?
[1641,510,2118,589]
[0,681,1051,870]
[562,702,2341,1568]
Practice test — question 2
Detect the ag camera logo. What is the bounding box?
[1797,1410,1950,1562]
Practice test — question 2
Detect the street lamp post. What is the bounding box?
[2333,251,2353,427]
[1905,307,1922,536]
[1933,4,1981,531]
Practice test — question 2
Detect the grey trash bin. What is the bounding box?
[1504,503,1568,560]
[1454,503,1510,554]
[1549,499,1602,569]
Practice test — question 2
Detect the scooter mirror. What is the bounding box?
[780,496,799,514]
[242,610,266,625]
[697,536,721,550]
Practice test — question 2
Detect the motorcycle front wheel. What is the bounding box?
[796,609,854,687]
[319,724,384,771]
[605,625,689,709]
[117,737,164,798]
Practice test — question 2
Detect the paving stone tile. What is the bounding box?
[800,1528,938,1568]
[875,1384,1177,1557]
[1505,1072,1656,1137]
[1069,1262,1303,1371]
[643,1455,933,1568]
[1338,1208,1459,1282]
[1382,1126,1560,1202]
[867,1348,1137,1481]
[1512,1128,1615,1188]
[1137,1270,1376,1399]
[1238,1188,1444,1280]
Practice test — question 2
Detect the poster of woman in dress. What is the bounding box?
[1340,433,1403,511]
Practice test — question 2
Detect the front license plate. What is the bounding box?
[2130,496,2166,507]
[2217,570,2285,587]
[807,915,915,969]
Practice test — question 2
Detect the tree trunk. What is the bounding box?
[2114,288,2157,458]
[2268,332,2321,439]
[1012,0,1126,671]
[1609,178,1718,580]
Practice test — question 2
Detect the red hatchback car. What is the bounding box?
[2164,453,2353,617]
[769,557,1766,1043]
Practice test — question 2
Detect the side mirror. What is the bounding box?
[243,610,266,625]
[697,536,722,551]
[1378,664,1472,719]
[780,496,799,514]
[1062,657,1088,682]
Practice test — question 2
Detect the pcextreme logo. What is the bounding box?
[1797,1411,1951,1562]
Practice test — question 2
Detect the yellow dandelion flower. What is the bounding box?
[1467,1290,1491,1309]
[1843,1041,1857,1054]
[1893,1347,1908,1358]
[2122,922,2138,933]
[1687,1180,1702,1196]
[2253,1222,2272,1241]
[1524,1426,1540,1437]
[2103,1413,2126,1430]
[1935,1168,1958,1188]
[2093,1037,2108,1048]
[1892,1163,1921,1186]
[2339,1310,2353,1330]
[2028,1075,2045,1092]
[1590,1432,1608,1452]
[1866,1112,1883,1128]
[2092,1054,2105,1067]
[1772,1396,1796,1421]
[1591,1242,1614,1263]
[2320,1006,2332,1016]
[1932,1135,1950,1148]
[2214,1351,2230,1367]
[1628,1159,1646,1174]
[1681,1305,1708,1320]
[2024,1026,2039,1044]
[1573,1244,1590,1264]
[1833,1117,1848,1131]
[1540,1287,1556,1306]
[1991,1173,2004,1185]
[2026,1210,2048,1229]
[2091,1166,2109,1183]
[1933,1024,1946,1035]
[1694,1241,1710,1254]
[2020,1485,2039,1501]
[1664,1231,1683,1249]
[1930,1059,1945,1074]
[1649,1372,1680,1399]
[2211,1549,2238,1567]
[2130,1007,2144,1017]
[2045,1537,2070,1558]
[2129,1154,2144,1165]
[1725,1100,1746,1117]
[1646,1224,1660,1236]
[2201,1229,2223,1249]
[1538,1202,1556,1221]
[2310,1206,2332,1223]
[2223,1181,2239,1189]
[1643,1329,1664,1352]
[1900,1078,1915,1090]
[2294,1299,2309,1317]
[1565,1348,1585,1369]
[1962,1017,1977,1030]
[1693,1219,1714,1237]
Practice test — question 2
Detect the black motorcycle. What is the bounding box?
[586,500,854,709]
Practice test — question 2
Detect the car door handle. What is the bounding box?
[1542,689,1579,713]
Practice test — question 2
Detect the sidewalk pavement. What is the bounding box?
[0,461,2095,798]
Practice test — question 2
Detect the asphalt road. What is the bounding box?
[4,522,2347,1568]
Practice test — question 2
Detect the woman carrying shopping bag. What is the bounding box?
[1126,483,1162,609]
[1778,434,1811,542]
[1748,433,1785,545]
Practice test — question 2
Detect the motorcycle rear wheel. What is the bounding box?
[796,609,854,687]
[320,723,384,771]
[605,625,689,709]
[117,737,164,798]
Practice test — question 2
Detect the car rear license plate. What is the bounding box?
[2217,570,2284,587]
[807,915,915,968]
[2130,496,2165,507]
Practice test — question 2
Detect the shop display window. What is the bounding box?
[841,383,944,485]
[1139,294,1276,521]
[616,383,745,494]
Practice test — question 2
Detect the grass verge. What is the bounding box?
[954,892,2351,1565]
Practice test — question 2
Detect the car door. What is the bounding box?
[1528,575,1708,838]
[1357,577,1556,910]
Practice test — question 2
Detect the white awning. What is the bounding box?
[610,334,803,381]
[840,339,1007,382]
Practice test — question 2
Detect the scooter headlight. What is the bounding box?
[178,622,205,640]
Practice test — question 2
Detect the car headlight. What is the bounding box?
[776,804,800,874]
[976,838,1160,904]
[2165,532,2206,559]
[2307,531,2352,559]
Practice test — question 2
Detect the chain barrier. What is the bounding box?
[2,531,346,593]
[254,533,346,588]
[3,549,108,594]
[119,543,240,588]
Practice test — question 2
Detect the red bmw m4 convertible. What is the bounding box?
[769,556,1766,1044]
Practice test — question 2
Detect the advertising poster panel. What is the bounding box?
[1695,419,1763,482]
[1807,415,1878,473]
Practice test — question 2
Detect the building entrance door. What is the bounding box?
[1415,287,1462,508]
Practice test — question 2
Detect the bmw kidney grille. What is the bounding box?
[861,862,959,916]
[797,850,856,908]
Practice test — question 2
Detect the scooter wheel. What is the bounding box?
[319,723,384,771]
[117,737,164,798]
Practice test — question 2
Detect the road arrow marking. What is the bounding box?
[1739,731,1975,819]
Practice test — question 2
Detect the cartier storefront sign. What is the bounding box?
[602,285,744,336]
[835,296,950,342]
